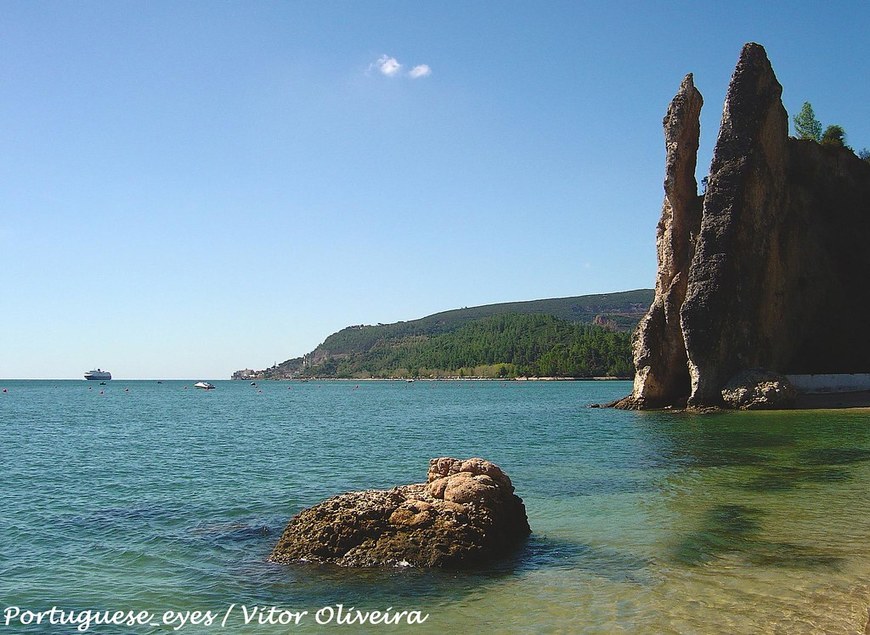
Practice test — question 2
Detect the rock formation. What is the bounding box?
[269,457,530,567]
[628,74,703,408]
[621,42,870,409]
[720,369,797,410]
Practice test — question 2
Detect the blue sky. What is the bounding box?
[2,1,868,379]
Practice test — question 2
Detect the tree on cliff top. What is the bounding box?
[821,124,848,148]
[794,102,822,141]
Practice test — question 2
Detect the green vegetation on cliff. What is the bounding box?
[315,314,633,379]
[235,289,652,380]
[317,289,650,355]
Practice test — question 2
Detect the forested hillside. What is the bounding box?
[233,289,652,380]
[310,314,632,379]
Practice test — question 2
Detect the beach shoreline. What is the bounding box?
[608,390,870,413]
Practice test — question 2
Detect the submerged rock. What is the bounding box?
[269,457,530,567]
[721,369,797,410]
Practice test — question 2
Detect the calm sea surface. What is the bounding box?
[1,380,869,633]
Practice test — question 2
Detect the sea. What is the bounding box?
[1,379,868,634]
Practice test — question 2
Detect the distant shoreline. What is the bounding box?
[1,377,634,383]
[235,376,633,382]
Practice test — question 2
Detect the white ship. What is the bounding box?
[84,369,112,381]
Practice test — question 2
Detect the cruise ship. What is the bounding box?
[84,369,112,381]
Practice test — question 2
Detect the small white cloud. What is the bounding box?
[408,64,431,79]
[377,55,402,77]
[368,55,431,80]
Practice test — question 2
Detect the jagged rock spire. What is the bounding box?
[681,42,788,406]
[626,73,703,408]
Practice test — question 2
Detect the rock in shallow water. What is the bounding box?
[269,457,530,567]
[721,369,797,410]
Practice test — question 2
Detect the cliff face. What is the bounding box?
[626,43,870,409]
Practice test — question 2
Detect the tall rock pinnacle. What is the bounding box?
[629,74,703,408]
[681,42,789,406]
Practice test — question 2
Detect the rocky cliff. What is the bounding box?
[622,43,870,409]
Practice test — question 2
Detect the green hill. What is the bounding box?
[233,289,653,380]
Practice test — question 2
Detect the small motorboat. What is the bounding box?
[194,382,216,390]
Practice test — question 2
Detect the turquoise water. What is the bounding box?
[1,380,869,633]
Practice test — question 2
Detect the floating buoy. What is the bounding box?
[2,388,7,393]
